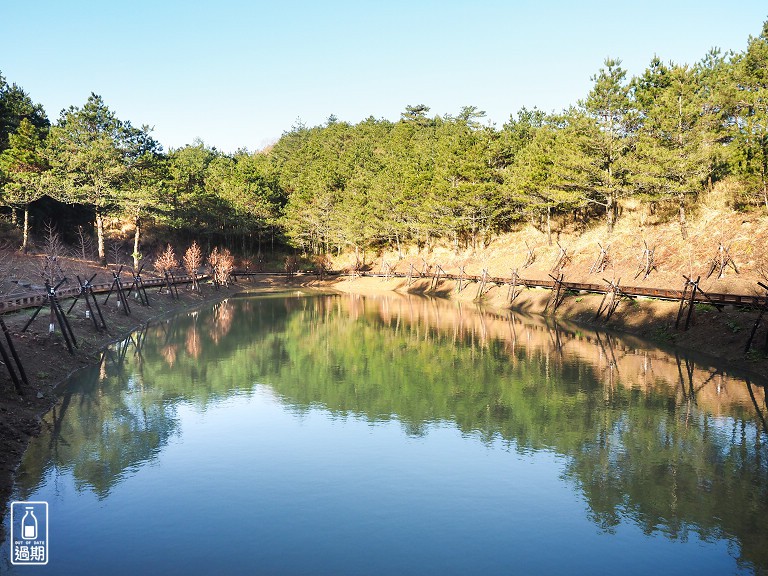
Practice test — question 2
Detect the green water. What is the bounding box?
[2,291,767,575]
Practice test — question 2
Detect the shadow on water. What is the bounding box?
[6,290,768,573]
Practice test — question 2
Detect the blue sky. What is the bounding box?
[1,1,766,153]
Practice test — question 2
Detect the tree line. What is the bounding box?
[1,21,767,266]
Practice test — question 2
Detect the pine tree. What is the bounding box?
[0,118,50,252]
[727,21,768,209]
[506,116,585,244]
[630,63,709,237]
[581,58,633,233]
[47,94,129,264]
[0,73,49,153]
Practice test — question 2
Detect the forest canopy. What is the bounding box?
[1,20,767,262]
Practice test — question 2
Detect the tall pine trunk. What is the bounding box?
[22,206,29,254]
[678,193,688,239]
[133,218,141,270]
[96,210,107,266]
[606,192,615,234]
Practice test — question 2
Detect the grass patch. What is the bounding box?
[650,325,676,344]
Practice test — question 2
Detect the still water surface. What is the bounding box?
[2,291,767,575]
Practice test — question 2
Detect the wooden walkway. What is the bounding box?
[0,273,204,315]
[6,269,758,317]
[353,270,767,307]
[230,269,767,308]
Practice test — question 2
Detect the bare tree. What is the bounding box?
[73,226,95,263]
[209,247,235,287]
[109,241,127,269]
[183,241,203,291]
[313,254,331,279]
[155,244,179,275]
[284,255,297,279]
[40,221,66,284]
[41,220,65,260]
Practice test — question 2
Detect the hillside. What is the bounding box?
[324,193,768,380]
[333,190,766,298]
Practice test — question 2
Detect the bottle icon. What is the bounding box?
[21,507,37,540]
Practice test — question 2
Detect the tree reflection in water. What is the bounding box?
[12,292,768,572]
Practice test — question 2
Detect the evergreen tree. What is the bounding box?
[47,94,130,264]
[278,123,348,254]
[371,113,435,255]
[506,115,586,244]
[630,63,709,237]
[331,118,388,262]
[496,107,546,169]
[0,118,51,251]
[695,48,732,186]
[727,21,768,209]
[581,58,633,233]
[0,71,49,153]
[122,147,167,269]
[432,109,500,250]
[167,140,220,241]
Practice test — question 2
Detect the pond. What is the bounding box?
[2,290,767,575]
